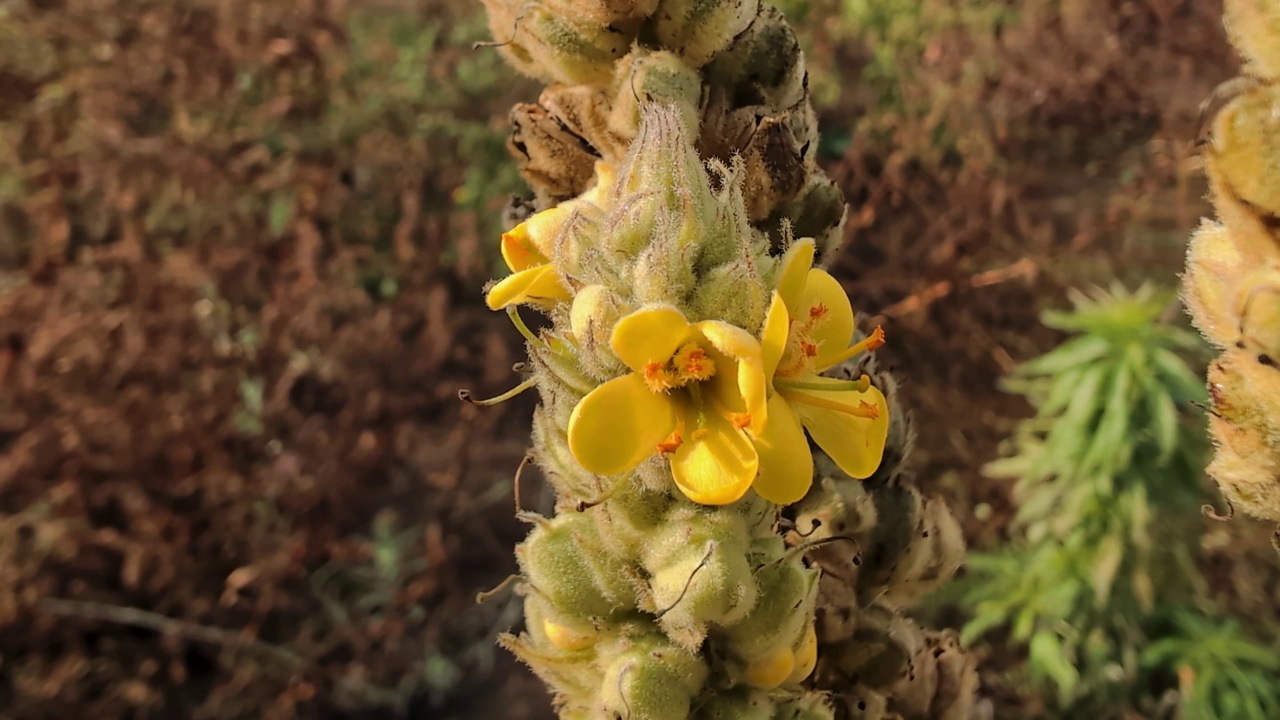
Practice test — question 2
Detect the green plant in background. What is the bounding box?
[958,284,1280,717]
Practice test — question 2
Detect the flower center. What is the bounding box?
[642,341,718,392]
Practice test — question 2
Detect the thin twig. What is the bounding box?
[39,597,306,667]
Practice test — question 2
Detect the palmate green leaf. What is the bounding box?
[1018,334,1111,377]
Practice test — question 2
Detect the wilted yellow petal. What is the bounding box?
[776,238,817,314]
[671,410,758,505]
[801,269,857,372]
[486,265,571,310]
[761,292,790,380]
[752,395,813,505]
[786,381,889,480]
[610,305,693,374]
[568,373,677,476]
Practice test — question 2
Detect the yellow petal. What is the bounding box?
[752,395,813,505]
[801,269,857,372]
[523,205,569,255]
[486,265,571,310]
[500,224,545,273]
[697,320,768,433]
[568,373,677,476]
[785,381,889,480]
[761,292,790,380]
[579,160,616,206]
[671,409,758,505]
[776,238,817,314]
[610,305,693,374]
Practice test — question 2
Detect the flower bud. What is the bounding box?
[598,637,708,720]
[481,1,633,85]
[722,557,817,669]
[653,0,758,67]
[1225,0,1280,80]
[517,512,638,620]
[608,50,703,143]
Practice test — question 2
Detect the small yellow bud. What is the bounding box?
[744,645,794,690]
[786,624,818,685]
[543,617,597,651]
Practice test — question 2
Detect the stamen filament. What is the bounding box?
[820,326,886,368]
[775,374,872,394]
[458,377,538,406]
[781,389,880,419]
[507,306,546,347]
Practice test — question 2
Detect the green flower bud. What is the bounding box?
[608,50,703,143]
[772,693,836,720]
[599,637,709,720]
[692,690,775,720]
[688,256,768,334]
[517,512,637,620]
[703,5,806,110]
[570,284,628,377]
[653,0,758,68]
[482,2,633,85]
[722,557,817,669]
[643,507,757,648]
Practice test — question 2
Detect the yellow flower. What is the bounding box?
[486,162,616,311]
[753,239,889,504]
[485,207,575,310]
[567,304,768,505]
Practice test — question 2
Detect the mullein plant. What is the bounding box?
[1182,0,1280,542]
[465,2,976,718]
[959,285,1280,718]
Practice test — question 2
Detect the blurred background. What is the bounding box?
[1,0,1278,718]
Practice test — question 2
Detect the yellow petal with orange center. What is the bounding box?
[784,380,889,479]
[761,292,790,380]
[670,409,758,505]
[568,372,677,476]
[697,320,768,434]
[752,394,813,505]
[801,269,857,372]
[486,265,571,310]
[776,238,817,314]
[610,305,694,374]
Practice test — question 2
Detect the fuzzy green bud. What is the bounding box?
[609,50,703,142]
[599,637,709,720]
[482,2,631,85]
[642,509,758,649]
[517,512,638,620]
[722,557,817,668]
[653,0,758,68]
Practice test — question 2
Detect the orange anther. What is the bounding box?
[730,412,752,430]
[809,303,829,319]
[858,400,880,419]
[800,340,818,358]
[867,326,886,351]
[657,431,683,455]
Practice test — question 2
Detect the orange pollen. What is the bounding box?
[800,340,818,358]
[867,326,887,351]
[656,431,683,455]
[682,350,708,374]
[809,303,829,319]
[858,400,880,420]
[730,412,752,430]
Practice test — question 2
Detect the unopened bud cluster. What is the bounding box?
[483,0,846,260]
[1182,0,1280,532]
